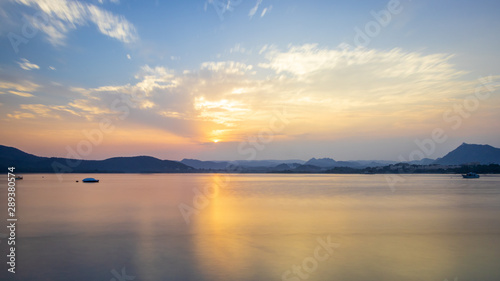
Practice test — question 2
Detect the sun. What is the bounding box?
[213,139,220,143]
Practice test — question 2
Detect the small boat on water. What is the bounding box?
[15,175,23,180]
[82,177,99,183]
[462,172,480,179]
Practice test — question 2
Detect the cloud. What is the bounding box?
[6,45,499,145]
[247,1,271,19]
[229,43,251,55]
[13,0,137,46]
[0,79,39,97]
[194,96,251,125]
[5,60,259,142]
[20,104,56,117]
[86,4,137,43]
[253,44,499,138]
[98,0,120,4]
[200,61,253,75]
[67,98,113,117]
[17,58,40,70]
[6,103,82,119]
[259,44,464,81]
[261,5,272,17]
[7,90,34,97]
[206,0,243,20]
[248,0,262,19]
[7,111,36,119]
[127,54,131,60]
[49,66,56,70]
[134,65,176,94]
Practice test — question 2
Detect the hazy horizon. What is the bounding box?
[3,140,497,163]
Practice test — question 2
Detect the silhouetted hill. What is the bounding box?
[273,163,293,171]
[304,158,337,167]
[303,158,391,168]
[0,145,43,162]
[181,159,229,169]
[270,163,302,172]
[434,143,500,165]
[0,145,194,173]
[238,159,306,167]
[0,145,53,172]
[408,158,435,165]
[180,159,306,170]
[292,164,324,173]
[75,156,193,173]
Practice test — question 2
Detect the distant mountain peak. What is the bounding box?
[308,157,335,161]
[459,142,493,148]
[434,143,500,165]
[305,157,337,168]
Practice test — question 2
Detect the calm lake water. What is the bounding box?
[1,173,500,281]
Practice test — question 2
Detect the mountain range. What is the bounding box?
[0,145,193,173]
[1,142,499,173]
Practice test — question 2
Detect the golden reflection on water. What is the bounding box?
[190,174,500,281]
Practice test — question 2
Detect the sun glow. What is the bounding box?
[213,139,220,143]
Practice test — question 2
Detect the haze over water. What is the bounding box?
[1,174,499,281]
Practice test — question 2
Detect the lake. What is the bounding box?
[1,173,500,281]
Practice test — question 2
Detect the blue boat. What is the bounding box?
[462,172,479,179]
[82,177,99,183]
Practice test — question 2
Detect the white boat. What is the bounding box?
[462,172,479,179]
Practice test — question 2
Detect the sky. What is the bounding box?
[0,0,500,161]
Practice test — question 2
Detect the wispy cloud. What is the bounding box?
[17,58,39,70]
[261,5,272,17]
[201,61,253,75]
[248,0,262,19]
[7,90,34,97]
[259,44,464,81]
[98,0,120,4]
[229,43,251,55]
[13,0,137,46]
[0,79,39,97]
[7,103,81,119]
